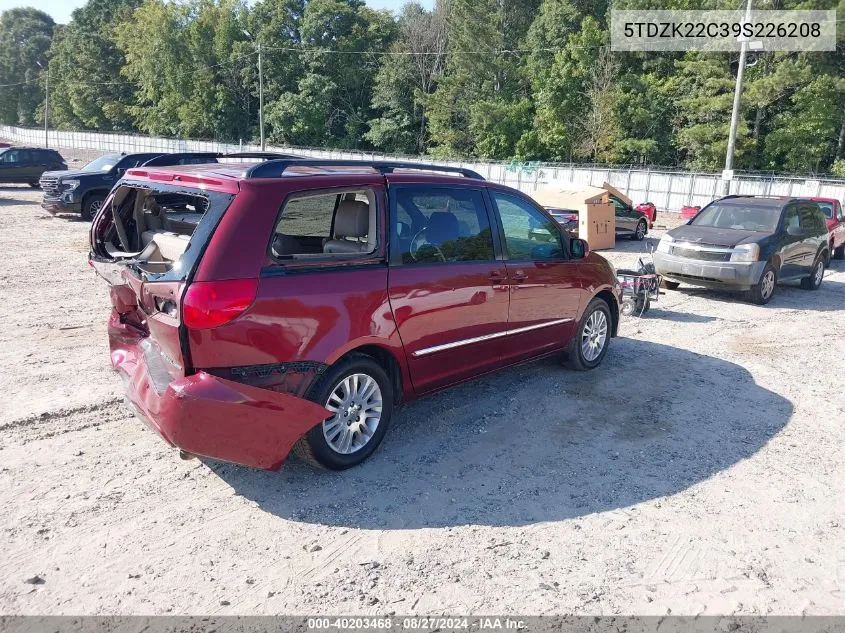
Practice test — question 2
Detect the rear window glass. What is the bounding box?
[691,202,780,232]
[97,185,215,277]
[816,201,834,219]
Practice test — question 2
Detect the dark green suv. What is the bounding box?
[654,196,830,304]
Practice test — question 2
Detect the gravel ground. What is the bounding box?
[1,150,844,616]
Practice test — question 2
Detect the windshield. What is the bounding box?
[816,201,834,219]
[690,202,779,232]
[82,155,119,173]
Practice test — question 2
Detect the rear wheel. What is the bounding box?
[566,298,612,371]
[660,279,680,290]
[800,256,824,290]
[81,193,105,221]
[631,219,646,241]
[748,263,776,305]
[293,354,393,470]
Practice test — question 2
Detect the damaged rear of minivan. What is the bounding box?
[89,176,332,469]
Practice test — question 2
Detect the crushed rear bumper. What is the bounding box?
[109,312,332,470]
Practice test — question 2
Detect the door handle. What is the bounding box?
[511,270,527,283]
[489,270,506,284]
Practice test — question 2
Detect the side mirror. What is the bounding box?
[570,237,589,259]
[786,225,807,237]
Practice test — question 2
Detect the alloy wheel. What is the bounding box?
[322,373,383,455]
[813,260,823,286]
[761,270,775,300]
[581,309,608,362]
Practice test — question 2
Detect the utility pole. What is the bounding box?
[36,60,49,148]
[242,30,265,151]
[722,0,753,195]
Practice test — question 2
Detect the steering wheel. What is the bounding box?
[409,226,446,262]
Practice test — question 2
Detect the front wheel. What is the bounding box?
[748,263,776,305]
[631,220,646,241]
[81,193,105,221]
[293,354,393,470]
[566,298,612,371]
[800,256,824,290]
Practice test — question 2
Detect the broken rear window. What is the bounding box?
[91,184,233,281]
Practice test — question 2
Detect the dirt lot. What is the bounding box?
[1,165,844,616]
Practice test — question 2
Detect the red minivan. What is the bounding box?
[90,160,621,470]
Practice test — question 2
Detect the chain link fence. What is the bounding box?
[3,124,843,213]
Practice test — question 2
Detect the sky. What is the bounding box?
[0,0,431,25]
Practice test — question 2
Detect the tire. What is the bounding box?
[292,354,393,470]
[566,298,612,371]
[621,296,649,317]
[631,219,646,241]
[28,182,40,189]
[834,243,845,261]
[660,279,680,290]
[800,255,824,290]
[81,193,106,221]
[748,263,776,305]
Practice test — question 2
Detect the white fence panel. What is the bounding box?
[2,124,843,213]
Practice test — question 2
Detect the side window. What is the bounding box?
[5,150,20,163]
[798,205,821,231]
[782,205,799,231]
[391,187,494,265]
[492,191,564,261]
[271,189,376,259]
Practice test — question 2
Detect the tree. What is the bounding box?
[265,0,395,148]
[365,1,447,154]
[116,0,252,140]
[669,53,747,170]
[0,8,54,126]
[47,0,140,131]
[426,0,539,158]
[764,75,844,173]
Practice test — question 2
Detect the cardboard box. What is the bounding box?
[531,183,616,250]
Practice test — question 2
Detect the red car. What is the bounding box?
[635,201,657,228]
[811,197,845,261]
[90,160,621,470]
[680,204,701,220]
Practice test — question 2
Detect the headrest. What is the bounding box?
[335,200,369,238]
[425,212,460,245]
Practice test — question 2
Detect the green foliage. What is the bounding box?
[0,8,54,125]
[764,75,844,173]
[0,0,843,175]
[48,0,140,131]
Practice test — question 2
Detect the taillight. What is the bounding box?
[182,279,258,329]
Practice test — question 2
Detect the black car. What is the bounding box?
[654,195,830,304]
[0,147,66,187]
[40,151,297,220]
[39,152,221,220]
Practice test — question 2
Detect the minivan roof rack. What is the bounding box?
[141,152,219,166]
[223,151,301,160]
[141,151,302,167]
[244,159,485,180]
